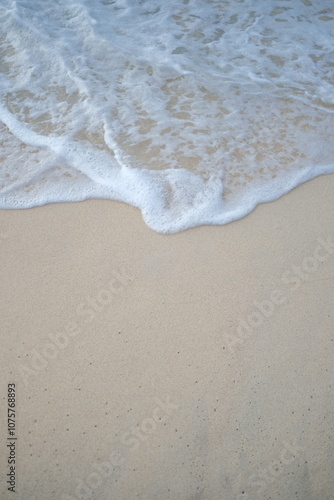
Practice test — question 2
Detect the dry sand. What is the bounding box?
[1,174,334,500]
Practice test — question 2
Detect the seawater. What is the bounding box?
[1,0,334,233]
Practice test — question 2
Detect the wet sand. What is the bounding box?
[0,174,334,500]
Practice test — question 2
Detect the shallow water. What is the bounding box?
[1,0,334,232]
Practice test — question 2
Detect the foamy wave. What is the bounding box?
[1,0,334,232]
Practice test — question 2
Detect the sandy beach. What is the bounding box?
[1,173,334,500]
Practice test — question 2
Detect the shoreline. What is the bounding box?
[1,173,334,500]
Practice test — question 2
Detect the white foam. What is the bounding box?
[1,0,334,232]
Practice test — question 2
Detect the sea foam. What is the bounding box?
[1,0,334,232]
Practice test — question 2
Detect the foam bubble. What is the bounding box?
[1,0,334,232]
